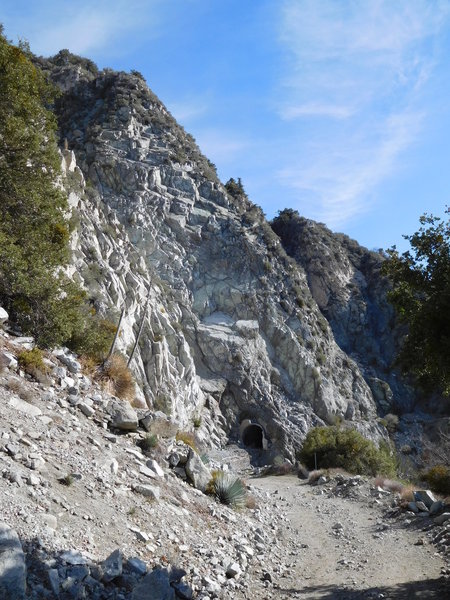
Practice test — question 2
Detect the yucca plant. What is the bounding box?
[211,471,247,509]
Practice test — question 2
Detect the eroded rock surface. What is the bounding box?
[31,52,391,459]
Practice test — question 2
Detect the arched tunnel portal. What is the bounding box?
[242,424,264,448]
[240,419,268,450]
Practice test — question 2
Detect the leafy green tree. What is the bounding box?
[382,210,450,396]
[0,27,85,346]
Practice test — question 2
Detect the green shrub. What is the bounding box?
[58,474,74,486]
[69,313,116,361]
[17,348,47,376]
[193,416,202,429]
[422,464,450,495]
[138,434,158,452]
[299,425,397,477]
[208,470,247,509]
[379,413,399,434]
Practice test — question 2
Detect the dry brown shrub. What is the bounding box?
[175,431,198,452]
[6,377,34,402]
[96,354,135,401]
[374,477,404,494]
[308,469,326,483]
[400,485,415,502]
[245,495,258,509]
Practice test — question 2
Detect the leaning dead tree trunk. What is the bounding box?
[102,307,125,368]
[127,288,151,367]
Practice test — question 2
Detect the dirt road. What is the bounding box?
[244,475,448,599]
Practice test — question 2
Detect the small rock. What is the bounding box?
[146,459,164,477]
[434,512,450,525]
[27,474,40,486]
[132,484,160,501]
[102,549,123,583]
[127,557,147,576]
[56,353,81,374]
[61,550,89,565]
[79,403,95,418]
[226,563,241,578]
[41,514,57,529]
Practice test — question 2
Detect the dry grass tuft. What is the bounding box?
[96,354,135,401]
[6,377,34,402]
[245,494,258,509]
[308,469,326,484]
[400,485,415,502]
[374,477,404,494]
[261,462,297,477]
[175,431,198,452]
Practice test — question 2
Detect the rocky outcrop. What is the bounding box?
[32,51,390,458]
[0,523,26,599]
[272,210,415,414]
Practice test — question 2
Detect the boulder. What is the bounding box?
[430,500,444,515]
[0,523,26,600]
[407,502,419,514]
[0,351,17,370]
[102,549,123,583]
[128,557,147,576]
[8,396,42,418]
[413,490,436,508]
[434,512,450,525]
[55,352,81,373]
[131,568,175,600]
[139,411,179,438]
[107,399,138,431]
[0,306,9,324]
[185,449,211,492]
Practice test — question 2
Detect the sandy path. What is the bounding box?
[246,476,448,599]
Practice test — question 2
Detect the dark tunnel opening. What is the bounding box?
[242,424,264,449]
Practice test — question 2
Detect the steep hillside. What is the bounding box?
[272,210,415,414]
[30,51,392,460]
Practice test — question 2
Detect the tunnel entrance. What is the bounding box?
[242,424,264,449]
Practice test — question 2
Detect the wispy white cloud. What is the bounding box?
[3,0,163,57]
[278,110,424,227]
[276,0,450,227]
[280,102,353,120]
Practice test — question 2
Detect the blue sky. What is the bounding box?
[2,0,450,251]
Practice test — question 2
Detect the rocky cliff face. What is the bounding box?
[34,52,388,459]
[271,211,415,414]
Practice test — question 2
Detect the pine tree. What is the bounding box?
[0,27,85,346]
